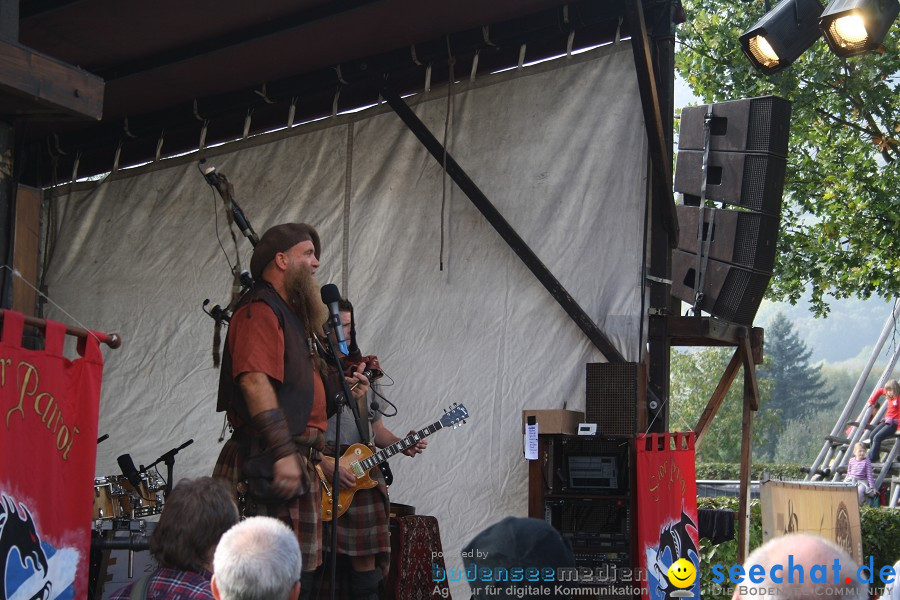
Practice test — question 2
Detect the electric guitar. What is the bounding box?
[318,403,468,521]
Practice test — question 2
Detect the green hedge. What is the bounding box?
[695,462,809,480]
[696,498,900,598]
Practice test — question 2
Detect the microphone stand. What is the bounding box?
[145,439,194,498]
[321,320,362,600]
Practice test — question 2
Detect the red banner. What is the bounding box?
[0,311,104,600]
[636,432,700,600]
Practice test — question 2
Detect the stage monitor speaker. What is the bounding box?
[678,95,792,157]
[674,149,786,216]
[676,205,780,274]
[671,248,771,324]
[585,363,645,435]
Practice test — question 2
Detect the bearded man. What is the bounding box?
[213,223,369,600]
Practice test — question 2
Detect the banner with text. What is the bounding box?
[0,311,104,600]
[637,432,700,600]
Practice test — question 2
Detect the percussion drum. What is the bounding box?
[118,472,166,518]
[92,476,126,521]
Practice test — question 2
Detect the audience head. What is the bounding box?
[212,516,302,600]
[732,533,867,600]
[149,476,239,572]
[462,516,575,600]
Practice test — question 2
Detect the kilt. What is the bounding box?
[322,485,390,556]
[214,427,325,572]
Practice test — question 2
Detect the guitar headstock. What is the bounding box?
[440,403,469,429]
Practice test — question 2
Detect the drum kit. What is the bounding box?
[91,471,166,523]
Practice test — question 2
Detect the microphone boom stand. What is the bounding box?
[321,320,363,600]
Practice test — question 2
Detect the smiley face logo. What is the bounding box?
[667,558,697,588]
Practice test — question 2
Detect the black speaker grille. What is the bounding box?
[586,363,638,435]
[748,97,792,156]
[714,269,770,323]
[732,212,779,273]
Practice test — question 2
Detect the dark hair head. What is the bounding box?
[149,477,239,571]
[337,297,360,357]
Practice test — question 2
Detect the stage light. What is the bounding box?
[819,0,900,56]
[740,0,825,73]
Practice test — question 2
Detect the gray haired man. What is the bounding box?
[211,517,302,600]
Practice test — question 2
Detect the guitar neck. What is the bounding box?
[357,421,444,472]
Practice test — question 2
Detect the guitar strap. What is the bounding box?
[353,391,371,445]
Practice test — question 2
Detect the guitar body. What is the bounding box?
[317,403,469,521]
[320,443,379,521]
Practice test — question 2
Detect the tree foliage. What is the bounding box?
[755,312,830,459]
[675,0,900,316]
[670,347,777,461]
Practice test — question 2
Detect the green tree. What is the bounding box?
[675,0,900,316]
[670,347,777,462]
[755,312,830,459]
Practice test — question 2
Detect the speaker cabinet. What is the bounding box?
[671,248,771,325]
[674,149,786,215]
[678,95,792,157]
[676,205,779,274]
[586,363,646,435]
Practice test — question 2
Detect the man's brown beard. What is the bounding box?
[285,265,328,338]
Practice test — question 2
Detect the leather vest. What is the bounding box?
[217,282,315,436]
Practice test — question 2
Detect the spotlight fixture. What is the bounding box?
[819,0,900,56]
[740,0,825,74]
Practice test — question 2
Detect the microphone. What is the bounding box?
[117,454,143,490]
[320,284,349,356]
[197,160,259,245]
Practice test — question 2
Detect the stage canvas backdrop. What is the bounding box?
[0,311,104,599]
[43,43,648,596]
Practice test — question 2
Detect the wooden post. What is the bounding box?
[737,365,756,563]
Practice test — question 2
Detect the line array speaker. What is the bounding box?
[677,95,792,157]
[671,249,770,325]
[674,149,786,215]
[675,204,779,274]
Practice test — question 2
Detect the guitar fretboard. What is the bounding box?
[357,421,443,472]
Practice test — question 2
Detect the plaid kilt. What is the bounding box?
[213,428,325,572]
[322,484,390,556]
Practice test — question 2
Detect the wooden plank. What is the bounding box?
[667,316,745,346]
[737,376,754,563]
[0,38,103,119]
[694,348,741,447]
[625,0,679,248]
[739,329,760,411]
[12,184,40,316]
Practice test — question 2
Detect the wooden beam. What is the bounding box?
[0,38,104,119]
[625,0,679,248]
[694,348,741,447]
[668,316,747,346]
[739,328,760,410]
[377,78,626,363]
[737,375,754,563]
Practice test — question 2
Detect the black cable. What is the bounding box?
[210,186,235,272]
